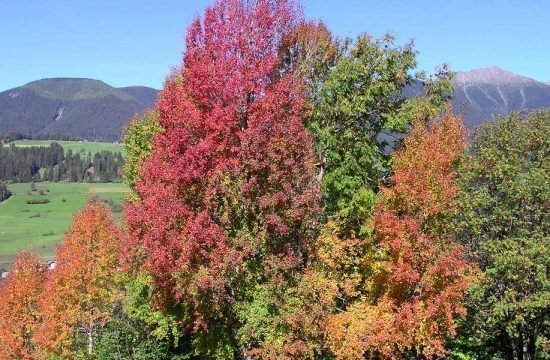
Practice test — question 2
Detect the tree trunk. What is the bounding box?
[522,332,531,360]
[88,319,94,356]
[316,151,326,183]
[513,342,520,360]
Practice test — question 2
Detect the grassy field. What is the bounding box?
[0,182,129,269]
[5,140,124,156]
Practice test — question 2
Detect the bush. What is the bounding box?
[26,198,50,205]
[0,182,12,202]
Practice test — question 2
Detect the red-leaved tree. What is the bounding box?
[0,252,46,359]
[124,0,320,354]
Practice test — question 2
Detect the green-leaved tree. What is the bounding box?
[310,33,454,233]
[453,111,550,360]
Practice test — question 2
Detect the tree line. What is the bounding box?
[0,143,124,183]
[0,1,547,359]
[0,132,76,144]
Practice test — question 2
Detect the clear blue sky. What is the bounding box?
[1,0,548,91]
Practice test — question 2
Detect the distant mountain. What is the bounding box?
[0,78,158,141]
[1,70,548,142]
[452,66,550,128]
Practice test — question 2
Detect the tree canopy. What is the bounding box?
[34,201,122,357]
[453,110,550,359]
[0,252,46,359]
[0,1,547,359]
[124,0,321,356]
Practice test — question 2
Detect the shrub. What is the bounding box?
[26,198,50,205]
[0,182,12,202]
[111,203,123,213]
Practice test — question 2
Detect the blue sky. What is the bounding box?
[1,0,548,91]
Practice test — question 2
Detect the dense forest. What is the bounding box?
[0,1,547,359]
[0,143,123,182]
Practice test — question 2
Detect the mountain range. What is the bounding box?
[0,67,549,141]
[452,66,550,128]
[0,78,158,141]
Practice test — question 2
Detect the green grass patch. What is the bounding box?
[5,140,124,156]
[0,182,129,268]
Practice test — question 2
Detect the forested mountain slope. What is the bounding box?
[0,78,158,141]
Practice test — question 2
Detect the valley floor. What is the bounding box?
[5,139,124,156]
[0,182,128,268]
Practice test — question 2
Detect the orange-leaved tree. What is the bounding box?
[34,201,122,357]
[0,252,46,359]
[326,111,475,358]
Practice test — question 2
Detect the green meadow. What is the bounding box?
[0,182,129,268]
[5,140,124,156]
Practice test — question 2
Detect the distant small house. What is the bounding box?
[0,261,57,282]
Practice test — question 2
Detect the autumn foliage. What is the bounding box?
[5,0,543,358]
[278,19,339,99]
[34,201,122,357]
[123,0,320,354]
[325,112,474,358]
[0,252,46,359]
